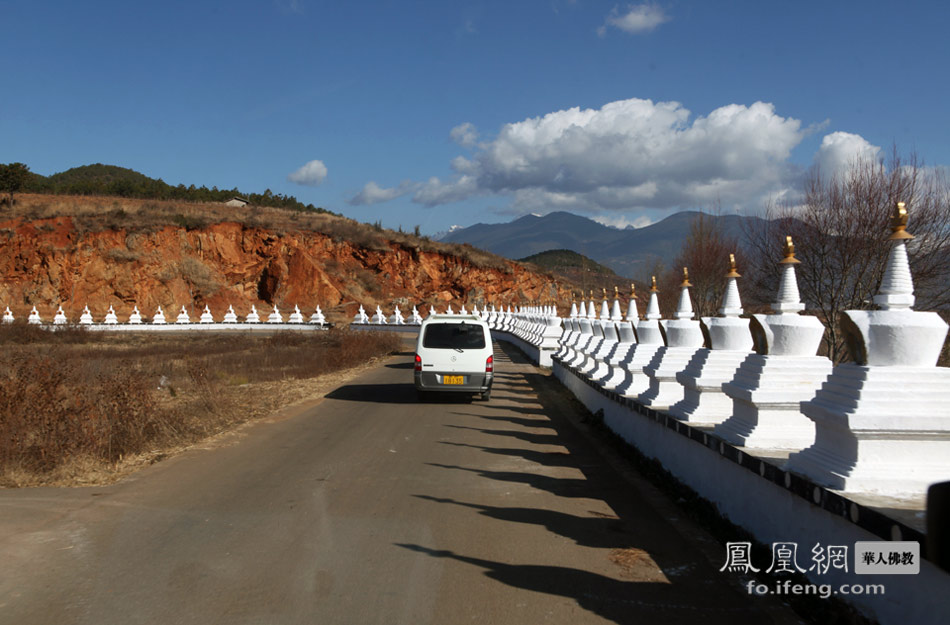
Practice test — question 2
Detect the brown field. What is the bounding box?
[0,322,401,487]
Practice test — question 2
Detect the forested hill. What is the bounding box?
[518,249,616,275]
[518,248,633,295]
[24,163,335,215]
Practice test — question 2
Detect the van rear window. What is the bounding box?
[423,323,486,349]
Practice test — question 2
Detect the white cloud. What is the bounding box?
[350,97,819,218]
[411,98,803,213]
[599,3,670,36]
[287,159,328,186]
[814,131,881,179]
[591,213,656,229]
[413,175,482,206]
[450,122,479,148]
[347,180,416,205]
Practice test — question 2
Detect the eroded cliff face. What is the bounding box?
[0,216,564,323]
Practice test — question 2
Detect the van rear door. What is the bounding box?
[419,321,488,372]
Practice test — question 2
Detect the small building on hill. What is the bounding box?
[225,197,248,207]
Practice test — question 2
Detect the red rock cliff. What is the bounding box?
[0,216,566,323]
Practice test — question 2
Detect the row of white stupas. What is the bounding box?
[4,304,327,326]
[544,202,949,498]
[349,302,556,328]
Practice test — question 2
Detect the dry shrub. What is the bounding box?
[215,329,401,382]
[0,349,164,472]
[320,218,390,252]
[0,321,93,345]
[0,325,400,485]
[353,267,381,294]
[105,247,141,263]
[178,256,222,295]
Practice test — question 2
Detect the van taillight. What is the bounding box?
[414,354,422,372]
[485,355,493,373]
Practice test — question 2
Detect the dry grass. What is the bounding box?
[0,323,401,487]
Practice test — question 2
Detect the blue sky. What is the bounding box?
[2,0,948,234]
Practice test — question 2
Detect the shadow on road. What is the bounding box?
[325,383,475,404]
[425,462,593,498]
[442,424,563,446]
[438,441,574,467]
[412,494,628,548]
[384,361,415,370]
[448,412,555,430]
[408,342,779,624]
[395,543,756,624]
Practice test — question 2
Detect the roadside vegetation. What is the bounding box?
[0,323,401,487]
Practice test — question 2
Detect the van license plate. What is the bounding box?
[443,375,464,385]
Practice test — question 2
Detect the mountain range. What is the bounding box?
[440,211,764,278]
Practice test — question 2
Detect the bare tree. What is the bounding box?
[744,148,950,362]
[669,210,742,318]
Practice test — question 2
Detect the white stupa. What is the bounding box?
[53,306,68,325]
[371,305,387,324]
[594,284,640,386]
[537,304,565,366]
[428,305,436,318]
[786,203,950,496]
[389,306,405,325]
[637,269,707,410]
[563,309,587,363]
[176,306,190,324]
[562,302,596,368]
[128,306,143,324]
[587,287,628,382]
[608,278,665,394]
[267,305,283,323]
[556,297,581,363]
[103,305,119,325]
[409,306,423,325]
[352,305,368,325]
[488,304,501,330]
[446,305,455,315]
[578,288,617,376]
[669,255,754,424]
[79,306,94,325]
[27,306,42,324]
[555,295,581,362]
[310,306,326,325]
[2,307,13,323]
[610,288,623,323]
[223,305,238,323]
[246,305,261,323]
[152,306,167,324]
[574,290,608,369]
[716,237,832,450]
[199,305,215,323]
[288,305,304,324]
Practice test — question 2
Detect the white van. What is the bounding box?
[414,314,494,400]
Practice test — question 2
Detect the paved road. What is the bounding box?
[0,342,801,625]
